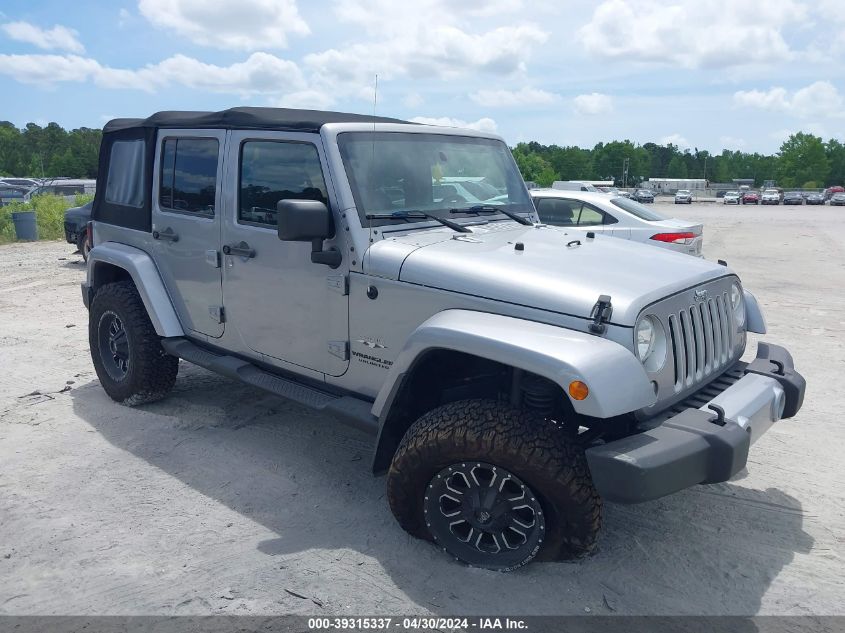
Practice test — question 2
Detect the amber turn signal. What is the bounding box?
[568,380,589,401]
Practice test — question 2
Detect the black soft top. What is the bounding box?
[103,107,409,134]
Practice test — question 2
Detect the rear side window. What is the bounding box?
[535,198,578,225]
[159,138,219,216]
[105,140,145,207]
[535,198,616,227]
[238,141,328,227]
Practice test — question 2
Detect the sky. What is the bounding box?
[1,0,843,154]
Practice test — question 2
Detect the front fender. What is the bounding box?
[372,310,656,421]
[86,242,184,337]
[743,289,766,334]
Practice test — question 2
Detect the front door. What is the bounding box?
[151,130,225,338]
[221,131,349,377]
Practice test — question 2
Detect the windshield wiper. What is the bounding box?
[365,211,471,233]
[449,205,533,226]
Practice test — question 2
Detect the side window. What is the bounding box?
[577,203,610,226]
[159,138,219,216]
[534,198,578,226]
[105,139,145,207]
[239,141,328,227]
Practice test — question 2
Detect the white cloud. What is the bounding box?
[573,92,613,115]
[0,52,305,96]
[403,92,424,108]
[410,116,498,132]
[303,1,547,99]
[660,133,691,149]
[719,136,746,150]
[734,81,844,118]
[137,0,309,50]
[275,89,335,110]
[470,86,559,108]
[0,54,101,85]
[1,21,84,53]
[578,0,805,69]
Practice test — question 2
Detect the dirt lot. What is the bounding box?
[1,202,844,616]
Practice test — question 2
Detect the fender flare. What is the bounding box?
[373,309,655,422]
[86,242,184,337]
[743,289,766,334]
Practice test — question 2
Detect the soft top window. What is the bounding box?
[105,139,145,208]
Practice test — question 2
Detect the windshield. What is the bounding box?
[610,196,669,221]
[338,132,533,227]
[676,190,690,194]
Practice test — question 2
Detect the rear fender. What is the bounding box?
[86,242,183,337]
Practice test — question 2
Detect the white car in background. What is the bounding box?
[723,191,741,205]
[530,189,704,256]
[761,189,781,205]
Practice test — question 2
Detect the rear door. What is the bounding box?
[151,130,225,338]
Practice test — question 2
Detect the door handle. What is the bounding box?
[152,227,179,242]
[223,241,256,258]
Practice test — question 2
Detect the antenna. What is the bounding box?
[365,74,378,298]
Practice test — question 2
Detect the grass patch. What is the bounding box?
[0,194,94,244]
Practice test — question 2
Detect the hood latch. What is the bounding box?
[589,295,613,334]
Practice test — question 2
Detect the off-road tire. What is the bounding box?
[76,231,90,262]
[89,281,178,406]
[387,399,602,568]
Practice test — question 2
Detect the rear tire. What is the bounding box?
[387,399,602,570]
[89,281,178,406]
[76,231,90,262]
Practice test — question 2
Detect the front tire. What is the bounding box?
[387,400,602,570]
[89,281,178,406]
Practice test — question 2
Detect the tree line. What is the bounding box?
[0,121,101,179]
[1,121,842,190]
[513,132,845,189]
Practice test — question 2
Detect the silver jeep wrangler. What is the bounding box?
[83,107,805,570]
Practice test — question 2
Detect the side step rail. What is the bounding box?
[161,337,378,436]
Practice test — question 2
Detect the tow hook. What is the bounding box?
[589,295,613,334]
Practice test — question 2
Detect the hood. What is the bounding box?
[64,202,92,222]
[365,221,729,326]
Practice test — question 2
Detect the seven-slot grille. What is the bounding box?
[666,290,734,391]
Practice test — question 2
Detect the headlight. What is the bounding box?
[636,315,668,372]
[636,317,656,361]
[730,282,746,327]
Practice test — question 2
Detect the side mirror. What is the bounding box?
[277,199,332,241]
[276,199,342,268]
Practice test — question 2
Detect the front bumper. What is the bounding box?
[585,342,805,504]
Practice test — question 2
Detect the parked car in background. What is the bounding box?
[806,192,825,205]
[674,189,692,204]
[0,186,28,207]
[824,185,844,200]
[632,189,654,203]
[598,186,623,196]
[63,201,93,261]
[830,192,845,206]
[0,177,40,189]
[761,189,781,205]
[783,191,804,205]
[741,191,760,205]
[531,189,703,256]
[25,179,96,202]
[723,191,741,205]
[551,181,601,192]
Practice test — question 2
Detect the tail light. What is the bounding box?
[86,220,94,250]
[650,232,696,244]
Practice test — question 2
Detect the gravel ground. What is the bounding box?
[1,202,843,616]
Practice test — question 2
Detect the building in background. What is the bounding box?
[644,178,706,193]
